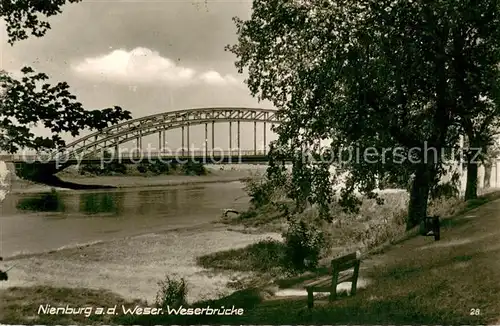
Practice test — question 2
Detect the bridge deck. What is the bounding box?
[0,150,271,162]
[0,153,282,166]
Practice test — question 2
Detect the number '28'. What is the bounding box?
[470,308,480,316]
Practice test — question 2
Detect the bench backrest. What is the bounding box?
[331,252,359,271]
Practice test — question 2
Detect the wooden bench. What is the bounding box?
[419,215,440,241]
[305,252,361,308]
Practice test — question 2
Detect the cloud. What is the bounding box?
[199,70,239,85]
[71,47,241,87]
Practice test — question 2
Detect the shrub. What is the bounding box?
[107,162,127,175]
[242,175,275,209]
[136,163,148,174]
[136,161,170,175]
[79,163,102,175]
[181,161,207,175]
[378,173,411,190]
[430,181,460,200]
[80,162,127,176]
[154,161,170,174]
[155,275,188,310]
[238,209,258,219]
[282,218,324,271]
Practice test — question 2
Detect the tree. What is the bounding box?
[1,0,83,45]
[462,120,500,199]
[0,0,131,154]
[483,142,500,189]
[0,68,131,153]
[227,0,500,230]
[448,6,500,199]
[462,123,500,193]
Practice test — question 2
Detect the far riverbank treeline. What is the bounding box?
[73,159,208,177]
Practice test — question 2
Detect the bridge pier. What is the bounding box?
[229,121,232,156]
[212,121,215,156]
[158,131,161,152]
[136,136,141,150]
[181,126,185,156]
[264,122,267,155]
[254,121,257,155]
[205,123,208,159]
[162,129,166,152]
[237,120,241,155]
[187,123,190,156]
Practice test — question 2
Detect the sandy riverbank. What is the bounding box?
[0,224,281,304]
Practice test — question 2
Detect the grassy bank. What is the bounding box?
[200,189,500,280]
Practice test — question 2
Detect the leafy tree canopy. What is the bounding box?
[228,0,500,227]
[0,0,132,154]
[0,67,131,153]
[1,0,83,45]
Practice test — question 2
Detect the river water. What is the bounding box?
[0,182,249,258]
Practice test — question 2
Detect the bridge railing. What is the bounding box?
[0,150,270,162]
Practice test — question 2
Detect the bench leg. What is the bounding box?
[328,286,337,301]
[307,289,314,309]
[433,216,440,241]
[351,262,360,296]
[329,271,339,301]
[350,280,358,296]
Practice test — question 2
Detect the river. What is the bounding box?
[1,181,250,258]
[0,170,283,303]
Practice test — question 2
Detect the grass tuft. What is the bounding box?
[197,238,286,275]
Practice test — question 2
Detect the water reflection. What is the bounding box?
[14,187,211,218]
[79,192,124,215]
[16,189,65,212]
[134,187,206,216]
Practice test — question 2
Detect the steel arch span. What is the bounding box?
[53,107,280,159]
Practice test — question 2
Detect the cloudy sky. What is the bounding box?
[0,0,276,152]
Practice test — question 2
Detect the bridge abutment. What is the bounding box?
[0,160,13,202]
[14,162,115,190]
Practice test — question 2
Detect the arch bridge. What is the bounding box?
[4,107,282,163]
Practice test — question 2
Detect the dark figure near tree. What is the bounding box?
[0,257,8,281]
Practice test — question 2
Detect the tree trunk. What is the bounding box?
[483,161,492,189]
[407,164,432,230]
[464,161,478,200]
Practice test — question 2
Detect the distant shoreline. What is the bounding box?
[9,166,265,194]
[10,175,247,194]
